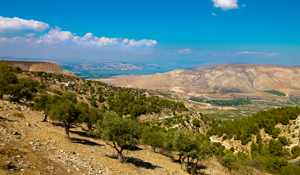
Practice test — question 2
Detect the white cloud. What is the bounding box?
[242,4,246,7]
[36,27,157,47]
[0,36,35,43]
[0,16,49,33]
[0,26,157,48]
[235,51,279,57]
[0,17,157,51]
[212,13,217,16]
[212,0,239,11]
[128,39,157,47]
[39,26,74,43]
[178,48,192,54]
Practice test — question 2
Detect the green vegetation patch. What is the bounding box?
[264,90,286,96]
[189,97,252,106]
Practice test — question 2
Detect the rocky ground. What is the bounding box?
[0,99,231,175]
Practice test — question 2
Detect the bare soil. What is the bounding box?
[0,99,230,175]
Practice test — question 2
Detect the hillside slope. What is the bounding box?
[98,64,300,94]
[3,61,75,76]
[0,99,229,175]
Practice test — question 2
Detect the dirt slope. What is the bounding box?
[0,99,230,175]
[98,64,300,94]
[4,61,75,76]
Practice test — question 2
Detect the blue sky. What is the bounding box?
[0,0,300,68]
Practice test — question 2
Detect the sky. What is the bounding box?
[0,0,300,68]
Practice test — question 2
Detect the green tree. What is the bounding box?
[78,101,103,131]
[0,62,18,100]
[219,150,239,172]
[90,95,97,107]
[251,142,258,156]
[278,136,289,146]
[256,132,263,153]
[192,119,200,127]
[0,62,18,84]
[95,112,141,161]
[49,100,81,139]
[33,93,51,121]
[98,94,105,102]
[172,129,194,163]
[141,126,165,152]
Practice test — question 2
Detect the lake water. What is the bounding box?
[91,67,179,75]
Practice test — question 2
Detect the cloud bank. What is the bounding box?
[0,17,157,49]
[0,16,49,33]
[235,51,279,57]
[212,0,239,11]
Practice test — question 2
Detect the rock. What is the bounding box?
[12,131,19,135]
[5,161,16,170]
[59,149,64,153]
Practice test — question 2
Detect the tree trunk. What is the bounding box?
[65,124,70,139]
[87,123,93,131]
[178,154,183,163]
[117,148,124,162]
[117,152,123,161]
[112,143,124,162]
[42,113,48,122]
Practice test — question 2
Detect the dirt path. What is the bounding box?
[209,136,231,149]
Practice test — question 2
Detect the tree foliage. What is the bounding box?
[208,106,300,145]
[95,112,141,160]
[48,99,81,139]
[78,101,103,130]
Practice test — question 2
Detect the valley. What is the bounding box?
[97,64,300,120]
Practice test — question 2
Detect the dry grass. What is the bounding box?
[13,105,21,111]
[13,112,24,119]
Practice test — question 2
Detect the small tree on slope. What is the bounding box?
[95,112,141,161]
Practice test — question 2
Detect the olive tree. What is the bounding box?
[33,93,51,122]
[0,62,18,99]
[95,112,141,161]
[78,101,103,131]
[141,126,165,152]
[49,100,81,139]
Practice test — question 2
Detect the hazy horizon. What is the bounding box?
[1,0,300,69]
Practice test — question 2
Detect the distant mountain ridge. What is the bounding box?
[2,61,75,76]
[98,64,300,94]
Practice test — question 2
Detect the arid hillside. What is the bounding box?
[3,61,75,76]
[98,64,300,94]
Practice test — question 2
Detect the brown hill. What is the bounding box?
[3,61,75,76]
[98,64,300,94]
